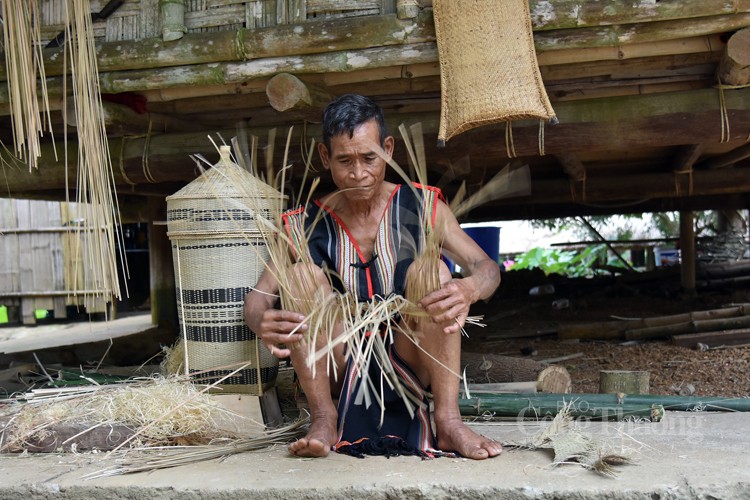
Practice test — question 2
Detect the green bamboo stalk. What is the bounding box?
[460,394,665,421]
[459,392,750,419]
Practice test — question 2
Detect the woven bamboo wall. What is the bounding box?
[37,0,396,45]
[0,199,111,325]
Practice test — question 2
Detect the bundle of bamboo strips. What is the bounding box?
[64,0,125,303]
[1,0,55,170]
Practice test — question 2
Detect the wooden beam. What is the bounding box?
[680,211,697,293]
[12,12,438,80]
[514,168,750,206]
[2,7,747,103]
[397,0,421,19]
[4,88,750,193]
[9,2,748,82]
[533,13,750,52]
[672,144,704,172]
[718,27,750,86]
[555,153,586,181]
[65,100,206,136]
[420,0,750,31]
[265,73,333,114]
[700,142,750,169]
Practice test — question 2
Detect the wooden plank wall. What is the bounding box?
[0,199,20,321]
[38,0,398,44]
[0,199,111,325]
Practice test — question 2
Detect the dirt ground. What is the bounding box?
[462,273,750,398]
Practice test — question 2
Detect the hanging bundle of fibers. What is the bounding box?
[1,0,55,170]
[64,0,126,303]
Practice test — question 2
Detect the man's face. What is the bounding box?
[318,119,394,201]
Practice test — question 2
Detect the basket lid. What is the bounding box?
[167,146,284,201]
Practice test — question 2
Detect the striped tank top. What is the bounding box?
[282,183,443,301]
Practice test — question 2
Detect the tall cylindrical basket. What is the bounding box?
[166,146,284,394]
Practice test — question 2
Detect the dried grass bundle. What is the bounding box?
[516,401,633,477]
[0,376,246,453]
[84,417,308,479]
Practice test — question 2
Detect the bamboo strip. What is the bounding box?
[64,0,126,305]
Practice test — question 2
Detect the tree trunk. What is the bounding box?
[461,351,545,384]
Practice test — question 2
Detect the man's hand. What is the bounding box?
[418,278,476,334]
[257,309,308,358]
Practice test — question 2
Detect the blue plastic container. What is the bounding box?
[463,226,501,263]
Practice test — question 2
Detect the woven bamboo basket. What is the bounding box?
[166,145,284,395]
[433,0,556,144]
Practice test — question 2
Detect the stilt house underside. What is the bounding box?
[2,0,750,222]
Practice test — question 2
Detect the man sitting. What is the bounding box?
[244,94,502,459]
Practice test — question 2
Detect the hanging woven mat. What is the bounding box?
[433,0,556,144]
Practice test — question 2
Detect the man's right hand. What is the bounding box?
[257,309,308,358]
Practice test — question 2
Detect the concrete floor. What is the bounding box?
[0,411,748,499]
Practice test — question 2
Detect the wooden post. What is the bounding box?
[717,27,750,86]
[672,144,704,172]
[680,210,696,293]
[160,0,186,42]
[702,143,750,170]
[397,0,421,19]
[148,198,177,331]
[265,73,333,115]
[599,370,650,394]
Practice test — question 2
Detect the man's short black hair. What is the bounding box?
[321,94,388,151]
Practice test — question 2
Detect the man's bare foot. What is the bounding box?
[435,417,503,460]
[289,413,338,458]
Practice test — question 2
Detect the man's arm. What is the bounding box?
[244,266,307,358]
[418,200,501,334]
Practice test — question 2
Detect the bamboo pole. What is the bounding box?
[421,0,750,30]
[0,34,727,110]
[672,328,750,348]
[578,216,636,272]
[7,1,748,82]
[558,304,750,341]
[160,0,186,42]
[624,315,750,341]
[459,394,665,421]
[1,9,746,99]
[460,392,750,416]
